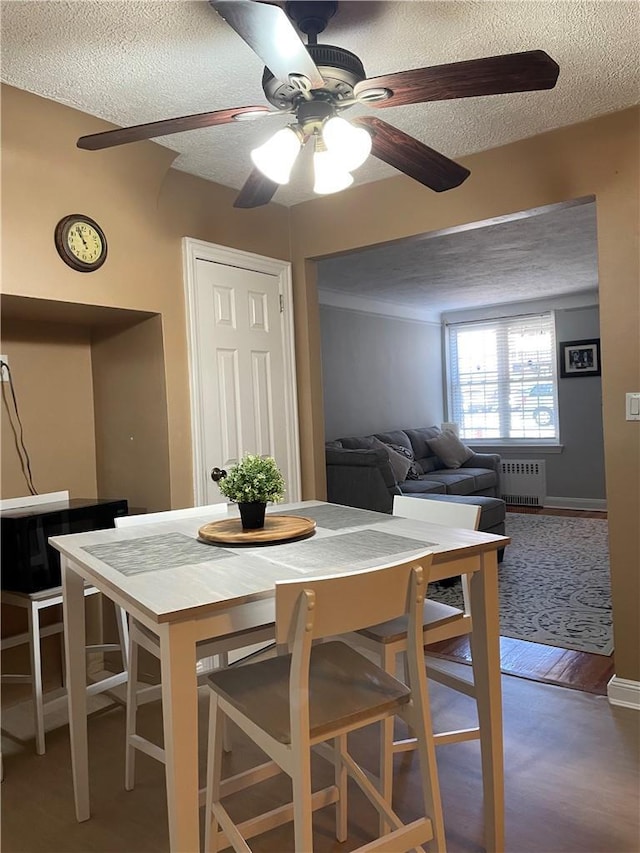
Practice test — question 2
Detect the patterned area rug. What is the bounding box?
[430,513,612,655]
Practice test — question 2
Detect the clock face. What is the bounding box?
[55,214,107,272]
[67,221,103,264]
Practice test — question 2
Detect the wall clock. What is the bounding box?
[54,214,107,272]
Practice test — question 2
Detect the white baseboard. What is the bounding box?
[607,676,640,710]
[544,496,607,511]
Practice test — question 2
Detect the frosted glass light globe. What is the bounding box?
[322,116,372,171]
[251,127,301,184]
[313,148,354,195]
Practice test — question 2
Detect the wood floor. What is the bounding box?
[2,661,638,853]
[428,505,614,696]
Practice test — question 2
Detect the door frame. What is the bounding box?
[182,237,301,505]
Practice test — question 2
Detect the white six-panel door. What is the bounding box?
[183,238,300,506]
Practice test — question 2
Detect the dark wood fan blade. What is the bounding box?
[355,50,559,108]
[234,168,279,208]
[77,105,271,151]
[354,117,470,192]
[210,0,324,88]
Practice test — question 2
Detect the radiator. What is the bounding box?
[500,460,546,507]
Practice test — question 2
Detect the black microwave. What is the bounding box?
[1,497,129,593]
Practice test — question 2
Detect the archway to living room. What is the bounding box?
[315,195,612,695]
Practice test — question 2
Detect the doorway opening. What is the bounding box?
[315,196,611,693]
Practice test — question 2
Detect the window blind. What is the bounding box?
[446,312,558,442]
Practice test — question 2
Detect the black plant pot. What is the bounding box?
[238,501,267,530]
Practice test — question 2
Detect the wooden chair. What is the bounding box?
[0,491,129,755]
[115,505,275,790]
[350,494,483,816]
[203,551,446,853]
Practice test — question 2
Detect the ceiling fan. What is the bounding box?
[76,0,560,208]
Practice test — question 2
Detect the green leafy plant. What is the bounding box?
[216,454,285,504]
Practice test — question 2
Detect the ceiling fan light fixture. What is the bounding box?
[313,142,353,195]
[322,116,372,171]
[250,126,302,184]
[75,0,561,208]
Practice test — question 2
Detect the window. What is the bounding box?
[445,312,558,443]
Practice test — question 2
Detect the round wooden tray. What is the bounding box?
[198,514,316,546]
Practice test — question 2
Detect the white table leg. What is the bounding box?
[469,549,504,853]
[159,620,200,853]
[61,556,90,822]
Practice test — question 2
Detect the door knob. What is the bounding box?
[210,467,227,482]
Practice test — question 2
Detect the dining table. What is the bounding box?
[49,499,509,853]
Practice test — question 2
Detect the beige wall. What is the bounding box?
[0,319,98,497]
[92,315,171,513]
[290,106,640,682]
[1,85,291,509]
[2,84,638,683]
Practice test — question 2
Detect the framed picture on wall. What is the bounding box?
[559,338,601,378]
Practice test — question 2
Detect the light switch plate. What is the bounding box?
[626,393,640,421]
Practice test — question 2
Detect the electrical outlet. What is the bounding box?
[0,355,9,382]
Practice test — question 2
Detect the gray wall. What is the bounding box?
[545,304,603,500]
[320,306,444,439]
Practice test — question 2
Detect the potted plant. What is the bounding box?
[215,454,285,529]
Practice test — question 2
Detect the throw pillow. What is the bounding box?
[425,430,474,469]
[386,442,422,480]
[370,437,412,483]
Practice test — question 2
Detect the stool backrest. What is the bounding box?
[275,550,433,646]
[393,495,481,531]
[115,503,228,528]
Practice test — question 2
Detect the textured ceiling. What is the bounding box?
[2,1,639,207]
[317,199,599,315]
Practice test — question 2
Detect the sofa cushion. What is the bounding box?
[399,478,447,495]
[426,430,474,469]
[405,494,506,532]
[404,427,444,474]
[374,430,413,453]
[339,435,377,450]
[369,437,412,484]
[463,468,499,493]
[416,456,442,474]
[421,471,478,495]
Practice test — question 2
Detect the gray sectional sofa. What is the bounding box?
[325,426,501,515]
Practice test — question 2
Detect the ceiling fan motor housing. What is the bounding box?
[262,44,366,110]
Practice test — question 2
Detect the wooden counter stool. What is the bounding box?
[203,551,446,853]
[115,506,275,790]
[350,494,483,821]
